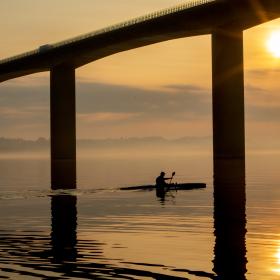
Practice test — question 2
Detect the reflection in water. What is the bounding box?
[156,187,166,204]
[0,192,214,279]
[156,191,178,206]
[0,232,207,279]
[213,159,247,279]
[272,247,280,274]
[51,195,77,263]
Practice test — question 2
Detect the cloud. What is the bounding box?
[163,84,208,93]
[78,112,140,124]
[247,105,280,122]
[0,82,49,107]
[244,84,280,122]
[0,80,212,119]
[76,81,212,120]
[0,106,48,119]
[1,78,280,138]
[0,79,212,138]
[246,68,280,76]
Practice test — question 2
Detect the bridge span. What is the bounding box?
[0,0,280,188]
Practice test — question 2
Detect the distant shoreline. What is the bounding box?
[0,136,211,152]
[0,137,278,157]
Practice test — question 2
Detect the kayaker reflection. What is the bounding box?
[155,171,175,199]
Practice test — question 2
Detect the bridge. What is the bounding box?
[0,0,280,188]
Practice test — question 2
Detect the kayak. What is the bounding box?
[120,183,206,191]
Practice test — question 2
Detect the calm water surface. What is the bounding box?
[0,153,280,279]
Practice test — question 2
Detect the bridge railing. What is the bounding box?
[0,0,215,65]
[53,0,215,47]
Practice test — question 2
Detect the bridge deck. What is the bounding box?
[0,0,279,82]
[0,0,214,65]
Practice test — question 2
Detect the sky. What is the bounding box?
[1,0,280,150]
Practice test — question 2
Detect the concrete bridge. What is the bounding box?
[0,0,280,188]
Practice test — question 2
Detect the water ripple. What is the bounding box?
[0,231,214,280]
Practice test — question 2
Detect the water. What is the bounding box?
[0,153,280,279]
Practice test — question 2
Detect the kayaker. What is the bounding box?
[156,171,172,188]
[155,171,172,199]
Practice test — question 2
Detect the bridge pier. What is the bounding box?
[212,28,247,278]
[50,65,76,189]
[212,28,245,160]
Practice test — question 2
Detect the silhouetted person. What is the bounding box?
[156,171,172,187]
[155,172,172,199]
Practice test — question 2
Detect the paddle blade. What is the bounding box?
[172,171,176,177]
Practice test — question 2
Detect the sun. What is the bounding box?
[267,30,280,58]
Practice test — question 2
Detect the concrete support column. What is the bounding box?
[212,27,245,160]
[50,64,76,189]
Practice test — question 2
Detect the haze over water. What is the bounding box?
[0,151,279,279]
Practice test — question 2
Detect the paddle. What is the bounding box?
[169,171,176,184]
[167,171,176,192]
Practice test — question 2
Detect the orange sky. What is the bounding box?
[0,0,280,149]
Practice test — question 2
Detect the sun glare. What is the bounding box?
[267,30,280,58]
[271,246,280,274]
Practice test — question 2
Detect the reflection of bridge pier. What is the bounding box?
[51,195,77,263]
[213,158,247,279]
[50,65,76,189]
